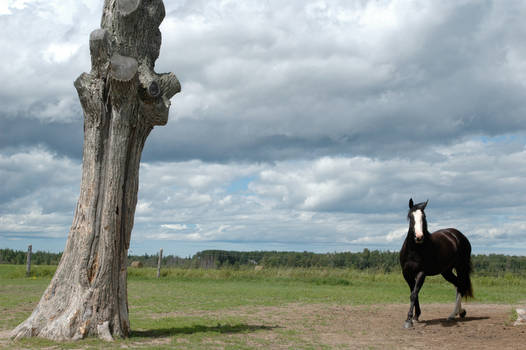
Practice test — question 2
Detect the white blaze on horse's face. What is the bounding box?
[412,209,424,243]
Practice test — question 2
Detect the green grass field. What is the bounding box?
[1,264,524,349]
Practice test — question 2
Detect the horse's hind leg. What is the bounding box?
[441,270,465,320]
[449,291,463,320]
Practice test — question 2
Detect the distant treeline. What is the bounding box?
[0,249,63,266]
[1,248,525,276]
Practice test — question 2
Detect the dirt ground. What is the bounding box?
[1,303,525,349]
[290,303,526,349]
[217,303,526,349]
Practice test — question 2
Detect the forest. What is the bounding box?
[1,248,525,276]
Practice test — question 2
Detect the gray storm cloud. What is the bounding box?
[3,1,526,162]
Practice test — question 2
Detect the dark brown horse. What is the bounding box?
[400,199,473,328]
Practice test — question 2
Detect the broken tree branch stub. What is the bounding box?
[157,248,163,279]
[26,245,32,277]
[11,0,180,341]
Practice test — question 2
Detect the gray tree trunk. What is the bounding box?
[11,0,180,341]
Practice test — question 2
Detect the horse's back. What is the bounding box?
[430,228,471,270]
[431,228,471,252]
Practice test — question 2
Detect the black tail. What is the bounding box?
[457,234,474,298]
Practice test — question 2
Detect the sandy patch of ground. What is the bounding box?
[146,303,526,349]
[203,303,526,349]
[264,303,526,349]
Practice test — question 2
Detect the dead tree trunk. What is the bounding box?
[11,0,180,341]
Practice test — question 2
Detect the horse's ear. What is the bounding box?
[423,199,428,210]
[409,198,414,209]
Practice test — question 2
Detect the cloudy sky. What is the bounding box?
[1,0,525,257]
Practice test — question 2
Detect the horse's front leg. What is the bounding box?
[405,271,425,329]
[414,296,421,322]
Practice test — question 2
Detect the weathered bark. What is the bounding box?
[11,0,180,341]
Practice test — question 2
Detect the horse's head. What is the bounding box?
[407,198,428,244]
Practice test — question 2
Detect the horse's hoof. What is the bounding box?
[447,316,455,321]
[459,309,466,318]
[404,321,413,329]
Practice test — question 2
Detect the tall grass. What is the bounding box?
[127,266,404,285]
[4,264,526,291]
[0,264,55,279]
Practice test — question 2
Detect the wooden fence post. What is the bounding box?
[157,248,163,279]
[26,245,32,277]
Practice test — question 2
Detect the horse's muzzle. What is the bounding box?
[415,237,424,244]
